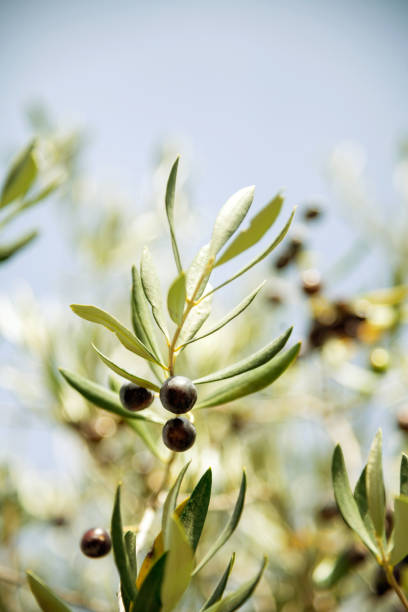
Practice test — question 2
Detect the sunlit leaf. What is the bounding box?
[0,230,38,262]
[193,471,246,575]
[26,571,72,612]
[92,344,160,392]
[131,266,165,381]
[183,282,265,347]
[331,445,378,556]
[216,192,284,266]
[203,208,295,298]
[167,272,186,325]
[59,368,163,424]
[194,327,293,385]
[140,246,169,338]
[1,142,38,208]
[401,454,408,496]
[161,516,194,612]
[165,157,182,273]
[70,304,160,364]
[209,186,255,257]
[197,342,300,409]
[179,468,212,551]
[353,467,377,545]
[178,291,213,348]
[366,430,386,537]
[204,556,267,612]
[162,462,191,549]
[390,496,408,565]
[111,485,138,604]
[185,243,214,301]
[133,553,167,612]
[362,285,408,305]
[200,554,235,611]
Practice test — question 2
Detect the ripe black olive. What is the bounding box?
[159,376,197,414]
[119,383,154,411]
[162,417,196,452]
[80,527,112,558]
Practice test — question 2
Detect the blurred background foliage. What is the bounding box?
[0,112,407,611]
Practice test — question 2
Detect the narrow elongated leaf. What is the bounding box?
[186,243,214,301]
[197,342,300,409]
[131,266,165,382]
[209,186,255,257]
[111,485,138,603]
[59,368,163,424]
[203,208,295,299]
[353,466,377,546]
[178,291,213,348]
[165,157,182,273]
[124,531,137,578]
[401,454,408,496]
[204,556,267,612]
[200,554,235,611]
[194,327,293,385]
[216,193,284,266]
[366,430,386,537]
[331,445,378,555]
[1,142,38,207]
[0,230,38,262]
[179,468,212,551]
[161,516,194,612]
[162,462,191,549]
[167,272,186,325]
[389,496,408,565]
[183,282,265,347]
[70,304,160,364]
[92,345,160,392]
[193,471,246,575]
[26,572,72,612]
[133,553,168,612]
[141,247,169,338]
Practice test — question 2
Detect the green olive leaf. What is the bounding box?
[165,157,183,273]
[200,554,235,611]
[70,304,161,364]
[389,496,408,566]
[0,230,38,262]
[179,468,212,551]
[331,445,379,556]
[59,368,163,424]
[193,471,246,575]
[124,531,137,579]
[203,556,267,612]
[167,271,186,325]
[401,454,408,496]
[197,342,300,409]
[140,246,169,338]
[203,208,295,299]
[1,141,38,207]
[194,327,292,385]
[92,344,160,392]
[133,553,168,612]
[111,485,138,604]
[186,243,214,301]
[366,429,386,538]
[178,290,213,348]
[209,186,255,257]
[26,572,72,612]
[215,192,284,266]
[183,282,265,347]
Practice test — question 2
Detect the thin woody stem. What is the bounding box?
[377,537,408,611]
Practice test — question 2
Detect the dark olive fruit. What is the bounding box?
[159,376,197,414]
[162,417,196,452]
[304,205,322,220]
[317,501,339,522]
[397,411,408,433]
[119,383,154,411]
[345,544,367,567]
[274,252,292,270]
[80,527,112,558]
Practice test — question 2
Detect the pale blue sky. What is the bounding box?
[0,0,407,294]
